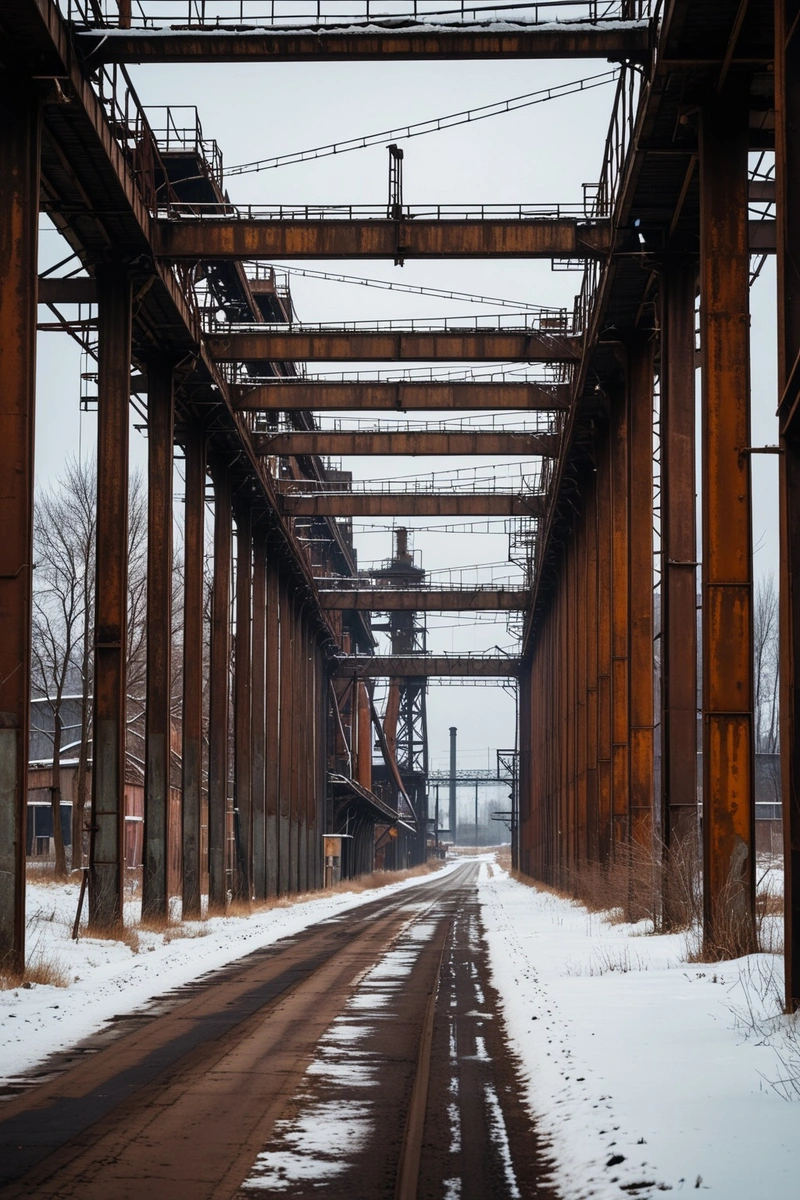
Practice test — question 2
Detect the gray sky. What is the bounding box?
[35,53,780,775]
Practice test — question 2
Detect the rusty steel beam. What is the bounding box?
[251,535,267,901]
[234,380,569,412]
[208,329,581,363]
[89,265,132,930]
[585,477,599,863]
[0,78,40,971]
[156,217,611,262]
[660,260,699,876]
[279,492,545,517]
[208,459,232,913]
[142,356,175,921]
[37,276,97,305]
[265,553,280,898]
[181,421,205,919]
[254,430,559,457]
[332,655,520,677]
[278,577,292,895]
[78,22,652,65]
[596,427,613,864]
[319,588,527,610]
[233,504,253,900]
[628,336,655,850]
[610,382,630,853]
[700,83,756,955]
[776,0,800,1010]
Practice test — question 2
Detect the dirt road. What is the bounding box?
[0,862,554,1198]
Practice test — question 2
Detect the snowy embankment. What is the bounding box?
[1,862,459,1086]
[478,860,799,1199]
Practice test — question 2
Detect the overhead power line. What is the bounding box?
[269,264,560,312]
[226,69,620,176]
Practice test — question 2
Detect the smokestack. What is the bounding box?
[449,726,457,844]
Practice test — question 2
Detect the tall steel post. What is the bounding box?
[251,534,267,899]
[265,552,280,896]
[610,383,631,851]
[776,0,800,1008]
[181,422,205,918]
[208,458,232,912]
[90,264,132,929]
[278,577,292,894]
[233,503,253,900]
[699,82,756,954]
[142,356,175,920]
[596,427,613,863]
[0,78,40,970]
[628,336,655,848]
[449,726,457,843]
[585,478,599,862]
[660,261,699,868]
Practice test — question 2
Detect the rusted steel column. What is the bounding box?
[296,613,308,894]
[628,336,656,849]
[577,510,588,865]
[699,82,756,954]
[181,422,205,918]
[208,458,232,912]
[142,356,175,921]
[610,384,631,852]
[596,428,613,863]
[518,659,532,875]
[233,503,253,900]
[660,260,699,861]
[251,534,267,900]
[90,264,132,929]
[0,78,40,970]
[278,577,292,894]
[776,0,800,1008]
[265,552,280,896]
[585,476,600,862]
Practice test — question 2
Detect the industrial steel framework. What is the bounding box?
[2,0,799,1012]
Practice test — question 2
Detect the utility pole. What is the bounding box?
[449,726,457,845]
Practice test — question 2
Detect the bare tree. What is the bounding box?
[754,571,779,755]
[32,459,96,876]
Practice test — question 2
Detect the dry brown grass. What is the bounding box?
[81,922,141,953]
[1,951,70,991]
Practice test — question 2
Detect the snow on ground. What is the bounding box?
[478,859,800,1200]
[0,862,460,1086]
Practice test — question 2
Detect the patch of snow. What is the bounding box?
[484,1081,522,1200]
[1,862,461,1085]
[478,861,800,1199]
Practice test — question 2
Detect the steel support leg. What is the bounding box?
[0,78,40,970]
[251,535,267,900]
[234,503,253,900]
[208,458,232,912]
[596,427,613,864]
[265,552,280,896]
[628,336,655,848]
[90,265,132,929]
[699,83,756,955]
[660,260,699,919]
[610,383,630,851]
[142,356,174,920]
[585,477,599,862]
[776,0,800,1007]
[181,422,205,918]
[278,578,292,895]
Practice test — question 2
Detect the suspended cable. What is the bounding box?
[267,264,560,312]
[225,69,620,176]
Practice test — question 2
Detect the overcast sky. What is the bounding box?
[35,50,779,777]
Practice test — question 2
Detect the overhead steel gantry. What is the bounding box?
[4,0,800,1017]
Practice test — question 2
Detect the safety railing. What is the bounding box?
[297,412,563,433]
[205,311,573,334]
[62,1,654,30]
[143,106,224,190]
[162,200,592,220]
